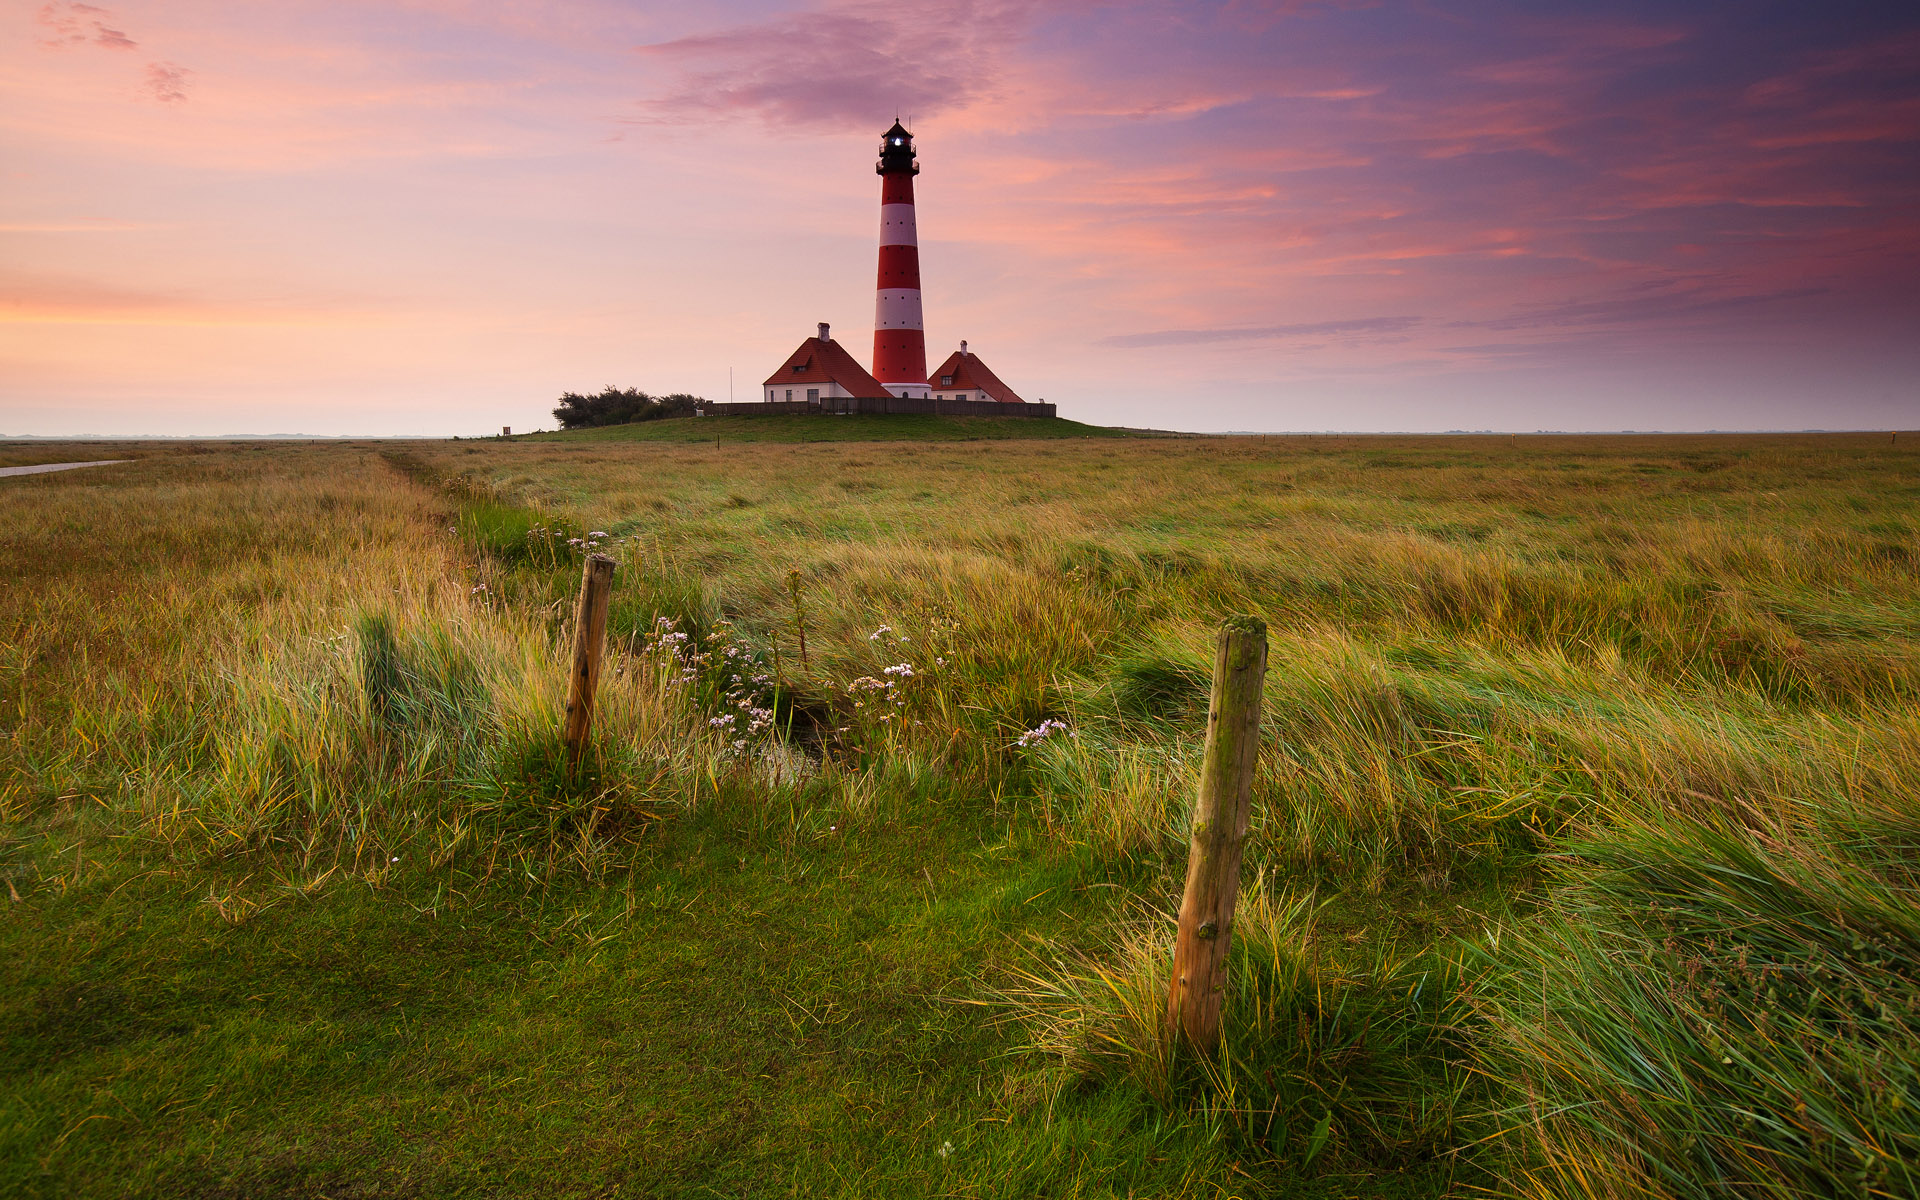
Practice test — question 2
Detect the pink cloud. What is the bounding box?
[144,60,190,103]
[0,269,355,326]
[36,1,137,50]
[1102,315,1420,348]
[31,2,194,107]
[1460,18,1686,87]
[1743,30,1920,106]
[631,0,1036,128]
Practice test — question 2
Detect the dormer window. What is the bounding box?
[940,375,953,386]
[792,363,804,373]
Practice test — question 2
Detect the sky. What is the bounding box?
[2,0,1916,435]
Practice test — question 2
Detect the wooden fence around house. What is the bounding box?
[699,396,1057,419]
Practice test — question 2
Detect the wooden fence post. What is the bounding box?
[1166,614,1268,1053]
[562,553,617,766]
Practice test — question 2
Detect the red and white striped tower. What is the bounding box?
[872,120,930,398]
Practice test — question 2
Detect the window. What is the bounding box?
[807,389,819,402]
[792,363,804,373]
[785,389,792,401]
[940,375,953,386]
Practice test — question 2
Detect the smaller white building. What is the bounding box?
[761,323,892,403]
[928,341,1027,404]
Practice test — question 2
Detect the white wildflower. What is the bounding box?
[1017,719,1072,748]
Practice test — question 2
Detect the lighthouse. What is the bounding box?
[872,120,930,398]
[747,119,1049,418]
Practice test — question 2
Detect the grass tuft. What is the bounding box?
[994,879,1475,1176]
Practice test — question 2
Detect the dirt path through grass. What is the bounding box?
[0,459,129,478]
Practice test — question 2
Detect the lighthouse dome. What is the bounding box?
[877,121,918,176]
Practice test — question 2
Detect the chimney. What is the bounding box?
[818,322,831,342]
[960,340,969,357]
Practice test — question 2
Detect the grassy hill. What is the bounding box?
[525,413,1147,443]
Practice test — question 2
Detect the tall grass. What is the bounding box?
[0,446,759,884]
[405,433,1920,887]
[1473,796,1920,1198]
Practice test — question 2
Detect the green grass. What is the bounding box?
[525,414,1146,443]
[3,431,1916,1196]
[9,790,1228,1196]
[1472,797,1920,1199]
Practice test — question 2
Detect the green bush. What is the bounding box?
[552,387,703,428]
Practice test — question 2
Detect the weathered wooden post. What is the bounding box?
[562,553,617,766]
[1166,614,1268,1053]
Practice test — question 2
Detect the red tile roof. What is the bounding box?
[762,337,891,396]
[927,349,1025,403]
